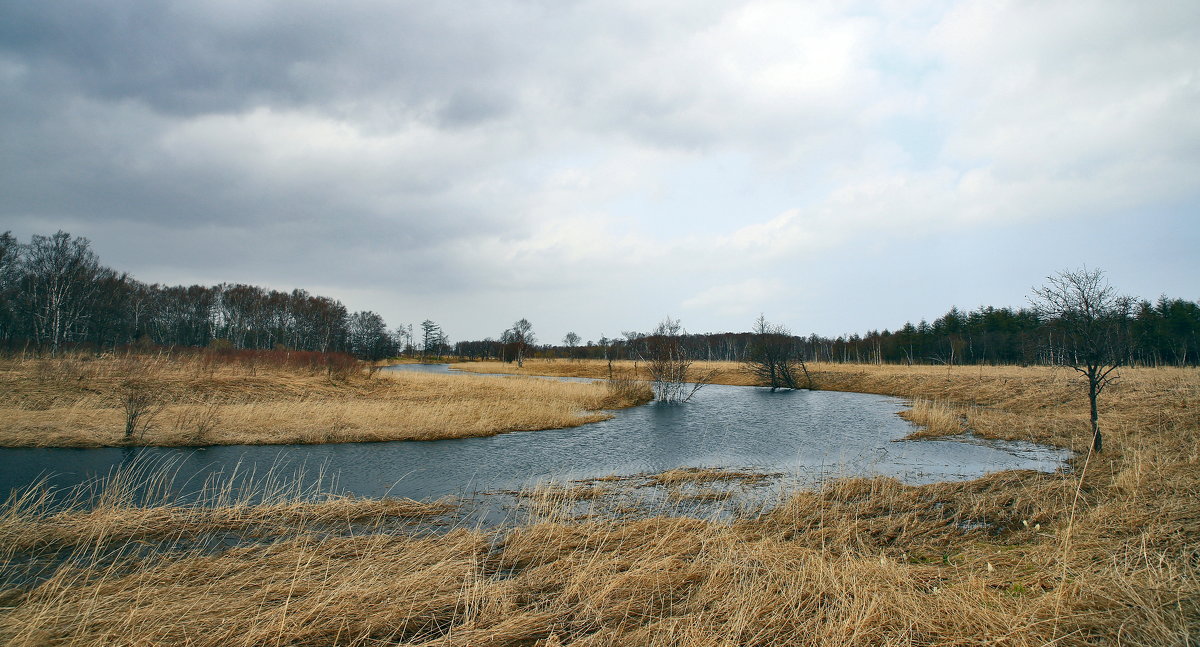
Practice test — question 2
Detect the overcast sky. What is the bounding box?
[2,1,1197,344]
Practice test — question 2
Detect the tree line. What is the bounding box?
[4,230,1196,369]
[0,231,400,360]
[456,303,1199,369]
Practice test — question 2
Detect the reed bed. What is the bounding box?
[0,355,650,447]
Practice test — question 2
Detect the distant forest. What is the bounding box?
[493,301,1199,368]
[0,231,399,360]
[2,230,1198,366]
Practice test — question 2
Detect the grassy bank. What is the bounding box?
[0,354,651,447]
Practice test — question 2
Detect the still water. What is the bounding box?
[0,364,1069,506]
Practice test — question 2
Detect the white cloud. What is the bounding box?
[682,279,787,319]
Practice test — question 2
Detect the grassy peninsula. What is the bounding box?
[0,353,651,448]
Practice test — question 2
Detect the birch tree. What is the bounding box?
[21,231,111,353]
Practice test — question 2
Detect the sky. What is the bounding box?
[2,0,1197,344]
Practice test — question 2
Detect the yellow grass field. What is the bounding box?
[1,358,1197,645]
[0,355,650,447]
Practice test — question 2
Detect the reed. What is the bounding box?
[897,398,966,438]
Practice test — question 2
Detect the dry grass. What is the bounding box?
[0,355,651,447]
[649,467,774,487]
[453,359,761,387]
[897,398,967,439]
[1,362,1197,645]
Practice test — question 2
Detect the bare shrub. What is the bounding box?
[119,378,163,441]
[746,314,813,390]
[643,317,712,403]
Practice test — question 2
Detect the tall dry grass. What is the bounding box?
[0,355,651,447]
[2,465,1195,645]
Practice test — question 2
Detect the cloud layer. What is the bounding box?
[3,0,1197,341]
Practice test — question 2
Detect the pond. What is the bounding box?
[0,364,1070,514]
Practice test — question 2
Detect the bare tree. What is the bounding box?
[562,331,581,359]
[348,310,396,361]
[21,231,111,353]
[119,378,164,441]
[643,317,709,403]
[746,314,812,391]
[506,318,535,368]
[1030,267,1133,453]
[396,323,414,357]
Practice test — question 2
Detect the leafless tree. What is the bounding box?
[119,378,164,441]
[396,323,414,357]
[643,317,710,403]
[562,331,581,359]
[505,318,535,367]
[746,314,812,391]
[21,231,111,353]
[347,310,396,361]
[1030,267,1133,453]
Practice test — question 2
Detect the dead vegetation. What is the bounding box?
[0,361,1196,645]
[0,354,652,447]
[649,467,774,487]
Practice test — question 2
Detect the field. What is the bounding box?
[0,354,651,447]
[0,359,1197,645]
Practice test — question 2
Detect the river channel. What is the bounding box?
[0,364,1070,515]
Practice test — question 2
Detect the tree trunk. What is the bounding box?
[1088,373,1103,453]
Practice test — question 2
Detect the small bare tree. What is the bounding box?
[119,378,164,442]
[746,314,812,391]
[1030,267,1132,453]
[643,317,710,403]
